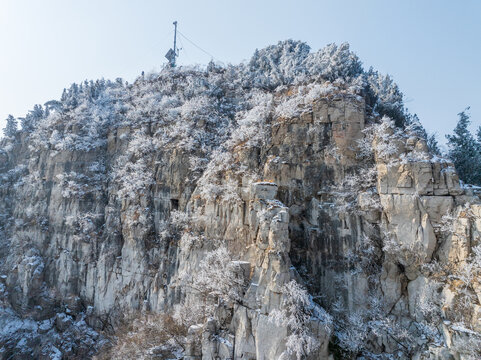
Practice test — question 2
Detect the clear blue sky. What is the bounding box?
[1,0,480,146]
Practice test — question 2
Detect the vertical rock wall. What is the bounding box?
[1,88,480,359]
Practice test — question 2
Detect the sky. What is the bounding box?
[0,0,480,146]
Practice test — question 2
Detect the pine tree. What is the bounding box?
[3,115,18,138]
[405,113,441,155]
[21,104,44,132]
[446,108,481,185]
[427,133,441,156]
[367,68,406,127]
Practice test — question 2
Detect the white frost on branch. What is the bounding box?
[269,280,332,360]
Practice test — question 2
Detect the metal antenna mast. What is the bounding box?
[173,21,178,66]
[165,21,179,67]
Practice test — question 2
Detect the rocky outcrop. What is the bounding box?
[1,44,481,359]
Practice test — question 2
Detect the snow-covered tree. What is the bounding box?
[21,104,44,132]
[191,246,247,307]
[404,112,441,154]
[366,68,405,127]
[332,293,416,358]
[304,42,363,82]
[269,280,332,360]
[3,115,18,138]
[246,40,310,90]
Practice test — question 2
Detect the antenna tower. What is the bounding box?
[165,21,179,67]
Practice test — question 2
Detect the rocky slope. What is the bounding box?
[1,41,480,359]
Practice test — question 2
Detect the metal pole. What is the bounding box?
[173,21,178,67]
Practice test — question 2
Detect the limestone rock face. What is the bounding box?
[1,77,480,360]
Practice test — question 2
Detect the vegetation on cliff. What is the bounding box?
[1,40,481,360]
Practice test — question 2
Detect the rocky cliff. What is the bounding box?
[1,41,480,359]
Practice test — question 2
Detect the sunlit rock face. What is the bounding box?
[0,41,480,359]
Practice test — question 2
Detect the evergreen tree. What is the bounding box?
[405,113,441,155]
[366,68,406,127]
[427,133,441,156]
[3,115,18,138]
[21,104,44,132]
[446,108,481,185]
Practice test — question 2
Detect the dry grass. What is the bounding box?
[94,312,187,360]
